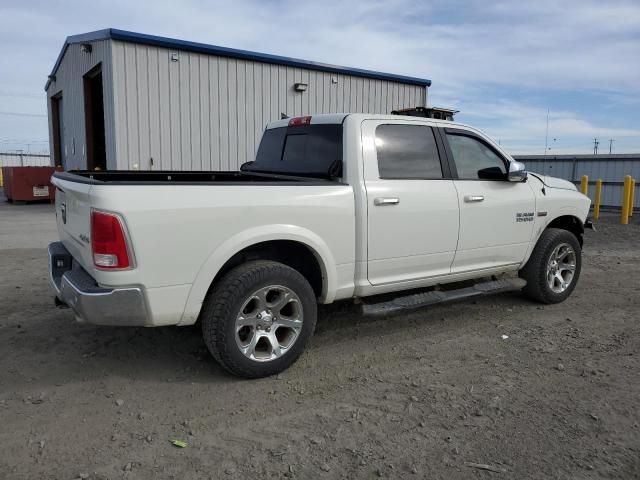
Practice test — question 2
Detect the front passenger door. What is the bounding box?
[442,128,536,273]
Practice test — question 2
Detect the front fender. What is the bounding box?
[178,225,338,325]
[520,205,589,268]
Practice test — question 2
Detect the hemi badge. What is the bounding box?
[537,211,548,217]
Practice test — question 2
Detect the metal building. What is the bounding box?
[45,29,431,171]
[514,153,640,209]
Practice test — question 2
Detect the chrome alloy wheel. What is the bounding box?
[546,242,577,293]
[235,285,303,362]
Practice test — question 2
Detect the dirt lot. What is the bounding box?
[1,198,639,480]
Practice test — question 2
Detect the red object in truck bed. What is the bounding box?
[2,166,58,202]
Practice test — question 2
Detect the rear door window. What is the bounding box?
[375,124,443,179]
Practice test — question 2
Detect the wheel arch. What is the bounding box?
[521,212,586,269]
[546,214,585,247]
[209,240,324,298]
[178,226,337,325]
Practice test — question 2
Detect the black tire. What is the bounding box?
[200,260,317,378]
[519,228,582,304]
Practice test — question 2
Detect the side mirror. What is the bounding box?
[508,161,527,182]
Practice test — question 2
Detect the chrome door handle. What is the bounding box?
[464,195,484,203]
[374,197,400,206]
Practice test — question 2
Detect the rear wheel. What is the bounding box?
[519,228,582,304]
[201,260,317,378]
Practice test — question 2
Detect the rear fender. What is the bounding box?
[178,225,336,325]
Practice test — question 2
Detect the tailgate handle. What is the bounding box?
[464,195,484,203]
[374,197,400,206]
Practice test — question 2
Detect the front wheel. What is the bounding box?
[200,260,317,378]
[519,228,582,304]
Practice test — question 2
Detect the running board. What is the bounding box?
[361,278,527,317]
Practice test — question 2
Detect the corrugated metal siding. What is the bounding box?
[520,157,640,209]
[0,153,51,167]
[45,41,116,170]
[111,40,426,171]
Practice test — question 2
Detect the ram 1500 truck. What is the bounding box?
[49,114,591,378]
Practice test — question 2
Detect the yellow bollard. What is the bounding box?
[594,179,602,220]
[580,175,589,196]
[621,175,632,224]
[629,178,636,217]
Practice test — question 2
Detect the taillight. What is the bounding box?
[288,116,312,127]
[91,210,131,269]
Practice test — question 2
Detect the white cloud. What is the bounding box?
[453,99,640,155]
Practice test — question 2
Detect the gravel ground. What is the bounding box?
[1,199,639,479]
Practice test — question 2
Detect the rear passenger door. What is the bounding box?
[362,120,460,286]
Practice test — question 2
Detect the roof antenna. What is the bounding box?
[280,113,289,119]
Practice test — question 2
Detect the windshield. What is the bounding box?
[247,124,343,178]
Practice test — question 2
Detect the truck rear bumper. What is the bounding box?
[48,242,149,326]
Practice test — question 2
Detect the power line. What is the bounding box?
[0,94,44,99]
[0,111,47,118]
[0,138,49,141]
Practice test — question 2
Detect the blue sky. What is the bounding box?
[0,0,639,155]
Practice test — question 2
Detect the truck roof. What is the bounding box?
[266,113,473,130]
[264,113,513,163]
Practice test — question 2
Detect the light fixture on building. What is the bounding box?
[171,52,179,62]
[81,43,92,53]
[294,82,308,92]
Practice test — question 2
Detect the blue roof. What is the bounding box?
[45,28,432,91]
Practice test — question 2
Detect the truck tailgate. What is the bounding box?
[51,176,95,273]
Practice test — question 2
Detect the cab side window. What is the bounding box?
[375,125,443,179]
[446,133,507,180]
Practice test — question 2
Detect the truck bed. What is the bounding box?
[53,170,338,185]
[50,168,355,326]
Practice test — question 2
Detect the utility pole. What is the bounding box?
[544,108,550,157]
[609,138,615,154]
[593,138,599,155]
[16,149,24,166]
[543,108,550,174]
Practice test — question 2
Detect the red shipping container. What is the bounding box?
[2,166,58,202]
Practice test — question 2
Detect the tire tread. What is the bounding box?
[519,228,581,304]
[200,260,316,378]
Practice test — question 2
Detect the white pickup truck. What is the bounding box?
[49,113,591,377]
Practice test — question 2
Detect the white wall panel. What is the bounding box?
[51,39,427,172]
